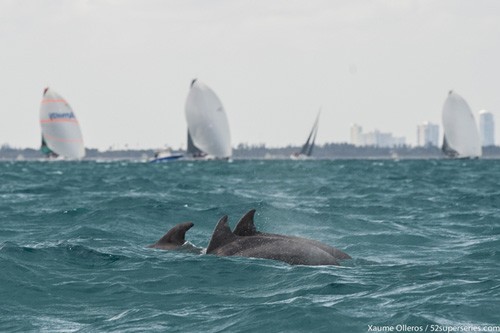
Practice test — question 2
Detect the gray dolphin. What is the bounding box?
[233,209,351,260]
[206,215,345,266]
[148,222,194,250]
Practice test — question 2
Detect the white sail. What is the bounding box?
[185,79,231,158]
[39,88,85,159]
[441,91,482,158]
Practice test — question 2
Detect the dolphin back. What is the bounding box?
[148,222,194,250]
[206,215,237,254]
[233,209,258,236]
[233,209,351,261]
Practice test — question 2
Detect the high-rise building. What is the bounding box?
[479,110,495,147]
[350,124,405,147]
[350,124,364,146]
[417,122,440,147]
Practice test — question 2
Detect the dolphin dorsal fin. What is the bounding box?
[233,209,258,236]
[157,222,194,246]
[206,215,237,253]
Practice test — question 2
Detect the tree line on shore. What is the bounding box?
[2,143,500,160]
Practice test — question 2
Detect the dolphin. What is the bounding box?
[148,222,195,250]
[233,209,351,260]
[206,215,347,266]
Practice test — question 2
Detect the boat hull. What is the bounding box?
[149,154,184,163]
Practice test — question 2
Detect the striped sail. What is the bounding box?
[39,88,85,159]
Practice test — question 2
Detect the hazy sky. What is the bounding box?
[1,0,499,150]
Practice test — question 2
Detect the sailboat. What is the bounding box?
[291,111,320,160]
[185,79,232,159]
[39,87,85,159]
[441,91,482,158]
[149,148,184,163]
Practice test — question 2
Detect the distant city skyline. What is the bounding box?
[350,124,406,148]
[417,122,440,147]
[1,1,499,150]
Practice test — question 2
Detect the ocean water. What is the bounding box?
[0,160,499,332]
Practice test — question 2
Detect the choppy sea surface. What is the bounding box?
[1,160,499,332]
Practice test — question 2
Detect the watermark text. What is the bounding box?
[367,324,500,332]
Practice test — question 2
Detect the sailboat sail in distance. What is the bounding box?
[39,87,85,159]
[441,91,481,158]
[291,110,320,159]
[185,79,232,159]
